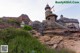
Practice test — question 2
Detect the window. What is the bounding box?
[48,18,50,20]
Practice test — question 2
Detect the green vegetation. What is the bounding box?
[23,25,32,31]
[57,48,75,53]
[0,28,75,53]
[7,18,20,26]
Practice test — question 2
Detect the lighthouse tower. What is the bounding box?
[45,4,57,22]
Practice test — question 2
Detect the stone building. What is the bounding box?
[41,4,69,35]
[58,15,79,29]
[31,4,79,35]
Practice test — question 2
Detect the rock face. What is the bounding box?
[30,4,80,53]
[18,14,31,25]
[32,31,80,53]
[59,39,80,53]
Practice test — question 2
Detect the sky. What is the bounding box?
[0,0,80,22]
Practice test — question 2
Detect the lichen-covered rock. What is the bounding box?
[50,36,63,44]
[39,36,51,43]
[34,31,80,53]
[52,44,58,49]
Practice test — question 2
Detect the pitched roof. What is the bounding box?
[59,17,79,23]
[45,4,51,10]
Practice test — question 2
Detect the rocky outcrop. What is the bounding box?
[18,14,31,25]
[32,31,80,53]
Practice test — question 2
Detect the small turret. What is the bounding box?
[60,15,64,19]
[45,4,57,22]
[45,4,51,10]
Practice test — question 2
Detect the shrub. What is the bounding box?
[0,28,75,53]
[23,25,32,31]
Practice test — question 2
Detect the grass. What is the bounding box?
[0,28,75,53]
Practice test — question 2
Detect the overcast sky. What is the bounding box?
[0,0,80,22]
